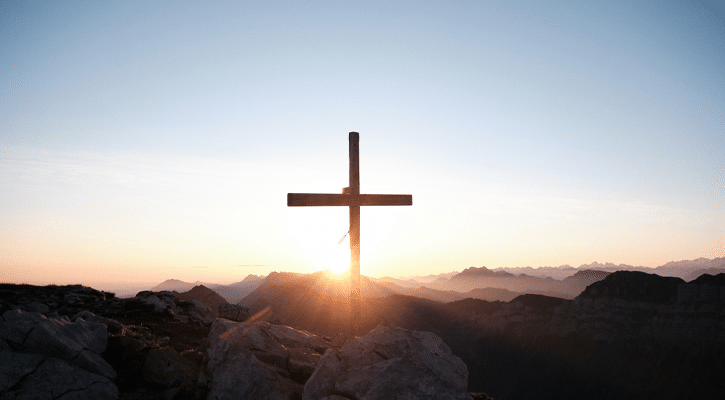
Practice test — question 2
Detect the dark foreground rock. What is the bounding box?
[0,310,120,399]
[0,283,213,399]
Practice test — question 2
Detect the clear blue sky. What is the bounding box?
[1,0,723,290]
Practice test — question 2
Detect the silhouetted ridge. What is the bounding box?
[175,285,227,316]
[579,271,684,304]
[562,269,611,284]
[510,293,566,310]
[691,272,725,286]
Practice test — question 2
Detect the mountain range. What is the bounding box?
[151,257,724,306]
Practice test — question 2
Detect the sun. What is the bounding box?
[327,262,349,275]
[321,238,351,275]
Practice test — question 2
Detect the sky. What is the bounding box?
[1,0,724,292]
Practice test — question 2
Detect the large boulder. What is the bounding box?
[1,310,116,380]
[302,324,472,400]
[0,354,118,400]
[0,309,119,399]
[198,319,332,400]
[142,347,199,389]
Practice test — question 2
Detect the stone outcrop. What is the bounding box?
[198,319,333,400]
[0,354,119,400]
[217,302,250,322]
[0,309,119,399]
[142,347,200,398]
[303,324,472,400]
[133,289,216,326]
[0,284,223,399]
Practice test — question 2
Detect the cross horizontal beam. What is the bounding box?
[287,193,412,207]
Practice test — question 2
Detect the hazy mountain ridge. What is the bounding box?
[487,257,725,280]
[151,279,220,293]
[145,258,725,306]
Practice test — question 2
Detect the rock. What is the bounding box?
[73,310,124,334]
[0,351,44,393]
[199,319,332,400]
[140,294,168,312]
[1,310,46,346]
[25,301,50,314]
[217,302,249,322]
[302,324,472,400]
[175,285,227,317]
[24,313,107,356]
[0,309,116,380]
[2,355,118,400]
[142,347,199,389]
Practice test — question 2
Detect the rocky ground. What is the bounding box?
[4,271,722,399]
[0,283,216,399]
[0,283,483,400]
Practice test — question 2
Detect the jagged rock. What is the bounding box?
[302,324,472,400]
[199,319,332,400]
[217,302,249,322]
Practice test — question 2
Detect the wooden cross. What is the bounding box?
[287,132,413,334]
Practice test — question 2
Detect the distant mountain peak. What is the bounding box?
[454,266,514,279]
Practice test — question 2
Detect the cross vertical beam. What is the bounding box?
[348,132,361,334]
[287,132,412,336]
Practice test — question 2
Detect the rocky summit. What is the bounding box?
[3,270,723,399]
[0,283,475,400]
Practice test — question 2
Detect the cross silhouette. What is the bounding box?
[287,132,413,333]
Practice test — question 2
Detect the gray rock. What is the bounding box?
[142,347,199,389]
[26,302,50,314]
[302,324,472,400]
[0,310,46,346]
[72,310,123,335]
[25,315,107,356]
[71,349,118,379]
[140,295,167,312]
[0,351,45,393]
[199,319,331,400]
[2,356,118,400]
[217,303,249,322]
[3,311,116,379]
[203,350,301,400]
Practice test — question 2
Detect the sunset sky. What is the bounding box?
[1,0,724,292]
